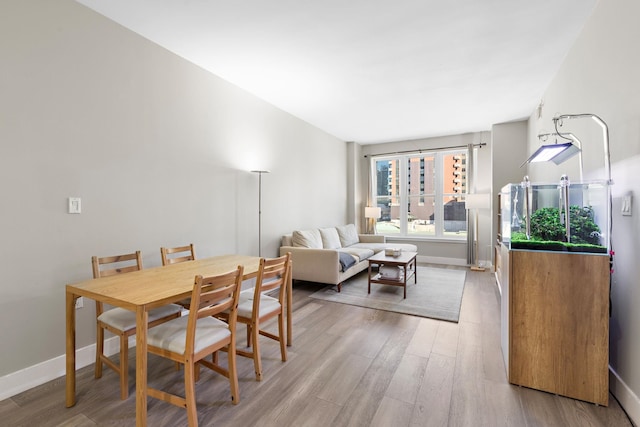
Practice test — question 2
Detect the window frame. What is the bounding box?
[370,149,468,240]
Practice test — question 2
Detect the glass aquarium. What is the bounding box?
[500,177,610,253]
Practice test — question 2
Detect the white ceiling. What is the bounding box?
[76,0,597,144]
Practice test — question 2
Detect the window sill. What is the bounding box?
[383,235,467,244]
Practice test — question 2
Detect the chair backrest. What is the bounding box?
[91,251,143,279]
[186,266,244,355]
[253,252,291,307]
[160,244,196,266]
[91,251,143,316]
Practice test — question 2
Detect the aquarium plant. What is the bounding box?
[512,205,605,252]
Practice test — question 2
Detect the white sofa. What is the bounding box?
[279,224,417,291]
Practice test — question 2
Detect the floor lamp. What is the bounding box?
[251,170,269,257]
[466,193,491,271]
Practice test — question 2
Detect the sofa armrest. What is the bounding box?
[358,234,385,244]
[279,246,341,285]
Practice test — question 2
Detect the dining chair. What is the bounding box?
[146,266,244,427]
[224,253,291,381]
[160,244,196,309]
[160,243,196,266]
[91,251,183,400]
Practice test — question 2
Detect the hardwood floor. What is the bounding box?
[2,266,632,426]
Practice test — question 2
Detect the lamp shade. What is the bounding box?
[522,142,581,166]
[465,193,490,210]
[365,206,382,219]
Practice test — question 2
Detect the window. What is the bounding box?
[372,150,468,238]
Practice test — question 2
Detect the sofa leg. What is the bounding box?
[337,283,342,292]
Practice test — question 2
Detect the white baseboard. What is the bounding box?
[0,335,128,401]
[610,366,640,425]
[418,256,493,271]
[418,255,467,266]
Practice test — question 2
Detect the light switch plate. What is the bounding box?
[68,197,81,214]
[622,194,632,216]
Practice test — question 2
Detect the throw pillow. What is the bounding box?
[292,229,323,249]
[319,227,342,249]
[336,224,359,247]
[281,235,293,247]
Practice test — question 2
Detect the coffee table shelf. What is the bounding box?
[367,251,417,299]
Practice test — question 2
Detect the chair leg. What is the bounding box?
[246,324,251,347]
[227,344,240,404]
[184,361,198,427]
[95,325,104,379]
[119,335,129,400]
[252,321,262,381]
[278,313,287,362]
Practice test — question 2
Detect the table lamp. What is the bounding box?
[365,206,382,234]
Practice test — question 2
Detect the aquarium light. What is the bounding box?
[523,142,581,165]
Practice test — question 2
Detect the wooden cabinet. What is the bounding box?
[494,244,502,291]
[500,248,610,406]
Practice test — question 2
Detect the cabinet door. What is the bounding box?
[508,250,609,406]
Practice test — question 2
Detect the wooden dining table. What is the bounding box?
[65,254,292,427]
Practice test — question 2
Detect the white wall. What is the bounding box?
[526,0,640,422]
[0,0,347,380]
[491,120,528,256]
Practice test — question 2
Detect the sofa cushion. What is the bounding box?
[319,227,342,249]
[336,224,359,247]
[292,229,323,249]
[339,247,374,263]
[351,242,418,253]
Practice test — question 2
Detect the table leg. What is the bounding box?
[367,262,372,294]
[403,264,407,299]
[136,307,149,427]
[286,262,292,346]
[65,290,77,407]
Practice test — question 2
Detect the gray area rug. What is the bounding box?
[309,266,467,322]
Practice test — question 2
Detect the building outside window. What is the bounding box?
[372,150,467,238]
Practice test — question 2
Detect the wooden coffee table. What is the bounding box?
[367,251,417,299]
